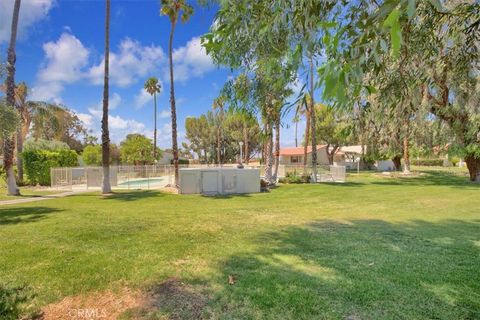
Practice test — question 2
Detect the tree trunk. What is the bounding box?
[168,22,179,186]
[101,0,112,194]
[303,112,310,168]
[403,136,411,174]
[465,154,480,182]
[16,126,23,183]
[243,125,249,164]
[3,0,21,196]
[392,155,402,171]
[264,121,274,185]
[273,116,280,180]
[294,119,298,148]
[216,127,221,165]
[153,92,157,159]
[309,57,318,183]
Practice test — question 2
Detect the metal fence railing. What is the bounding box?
[50,163,347,190]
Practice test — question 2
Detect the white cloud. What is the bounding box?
[88,38,165,87]
[159,109,170,119]
[0,0,55,43]
[169,37,215,82]
[77,112,93,127]
[133,87,155,109]
[30,32,89,101]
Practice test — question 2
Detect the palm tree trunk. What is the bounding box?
[294,119,298,147]
[273,116,280,180]
[309,57,318,183]
[3,0,21,196]
[153,92,157,159]
[16,126,23,183]
[101,0,112,194]
[303,111,310,168]
[216,127,221,165]
[168,21,179,186]
[243,125,249,164]
[264,121,274,185]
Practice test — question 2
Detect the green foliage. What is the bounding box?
[279,171,311,184]
[22,149,78,186]
[0,283,34,320]
[82,145,102,166]
[412,159,443,167]
[23,138,70,152]
[120,134,158,165]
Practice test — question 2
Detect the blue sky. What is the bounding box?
[0,0,302,148]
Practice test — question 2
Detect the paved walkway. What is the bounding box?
[0,190,90,206]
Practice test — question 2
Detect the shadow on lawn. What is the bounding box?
[208,219,480,319]
[99,190,164,202]
[0,206,63,225]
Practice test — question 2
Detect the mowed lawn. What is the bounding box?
[1,170,479,319]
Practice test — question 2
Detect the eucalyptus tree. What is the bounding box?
[160,0,193,186]
[3,0,21,195]
[144,77,162,159]
[321,1,480,180]
[101,0,112,194]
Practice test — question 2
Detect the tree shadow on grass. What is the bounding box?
[208,219,480,319]
[0,206,63,225]
[98,190,165,202]
[369,170,478,189]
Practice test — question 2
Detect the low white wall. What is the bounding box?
[179,168,260,195]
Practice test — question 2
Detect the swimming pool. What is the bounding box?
[117,177,168,188]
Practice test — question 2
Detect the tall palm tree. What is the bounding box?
[160,0,193,186]
[212,95,225,165]
[101,0,112,194]
[296,94,311,168]
[3,0,21,196]
[144,77,162,159]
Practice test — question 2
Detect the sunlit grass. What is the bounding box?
[0,169,479,319]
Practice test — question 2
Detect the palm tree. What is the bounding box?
[101,0,112,194]
[3,0,21,196]
[296,94,311,168]
[144,77,162,159]
[160,0,193,186]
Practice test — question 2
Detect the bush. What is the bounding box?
[171,159,190,165]
[0,283,34,320]
[22,149,78,185]
[23,138,69,152]
[450,156,460,167]
[280,172,311,184]
[413,159,444,166]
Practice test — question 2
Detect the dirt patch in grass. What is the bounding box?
[39,278,209,320]
[123,277,209,319]
[40,287,142,320]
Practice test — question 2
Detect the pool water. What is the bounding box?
[118,178,167,187]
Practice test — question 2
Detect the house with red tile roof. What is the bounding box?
[279,145,345,165]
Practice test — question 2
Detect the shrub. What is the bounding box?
[450,156,460,167]
[22,149,78,186]
[280,172,311,184]
[413,159,444,166]
[0,283,34,320]
[171,159,190,165]
[23,138,69,152]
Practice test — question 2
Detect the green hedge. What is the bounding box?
[22,149,78,186]
[412,159,444,166]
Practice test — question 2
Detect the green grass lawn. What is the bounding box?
[0,170,479,319]
[0,187,59,201]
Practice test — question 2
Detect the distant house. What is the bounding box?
[279,145,344,166]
